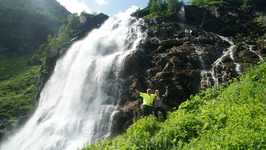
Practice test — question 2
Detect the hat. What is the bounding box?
[155,90,159,92]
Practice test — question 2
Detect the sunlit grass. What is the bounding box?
[0,55,41,122]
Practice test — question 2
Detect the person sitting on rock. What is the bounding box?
[133,86,155,118]
[153,86,168,121]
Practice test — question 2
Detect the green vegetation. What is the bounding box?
[0,0,70,123]
[190,0,266,8]
[152,26,158,30]
[0,9,78,121]
[0,55,42,122]
[131,0,184,20]
[0,0,69,22]
[82,59,266,149]
[0,0,69,54]
[254,16,266,43]
[183,42,189,47]
[45,11,102,50]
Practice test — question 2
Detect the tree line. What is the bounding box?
[131,0,185,19]
[132,0,266,19]
[190,0,266,8]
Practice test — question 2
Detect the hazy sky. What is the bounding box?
[56,0,191,19]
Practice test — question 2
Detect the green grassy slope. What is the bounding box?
[82,59,266,149]
[0,55,42,123]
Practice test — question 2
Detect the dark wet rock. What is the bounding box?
[232,43,260,64]
[153,17,162,25]
[260,16,266,28]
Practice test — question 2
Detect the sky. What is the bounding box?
[56,0,190,19]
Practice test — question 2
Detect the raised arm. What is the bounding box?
[133,86,140,95]
[162,86,168,99]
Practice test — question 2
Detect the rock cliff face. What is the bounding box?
[111,5,266,136]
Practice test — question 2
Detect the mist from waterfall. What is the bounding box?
[0,17,147,150]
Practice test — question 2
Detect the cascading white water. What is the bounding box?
[216,35,243,75]
[193,36,216,90]
[192,33,244,90]
[0,17,147,150]
[199,9,206,29]
[248,45,265,63]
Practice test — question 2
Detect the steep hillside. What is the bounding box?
[0,0,70,56]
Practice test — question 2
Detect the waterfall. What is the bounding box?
[199,9,206,29]
[190,32,244,90]
[191,34,216,90]
[216,35,243,75]
[248,45,265,63]
[0,17,147,150]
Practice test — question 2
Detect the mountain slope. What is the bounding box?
[0,0,70,56]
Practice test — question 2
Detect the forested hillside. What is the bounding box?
[190,0,266,8]
[0,0,70,56]
[131,0,185,19]
[131,0,266,19]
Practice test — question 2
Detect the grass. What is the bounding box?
[0,55,41,122]
[81,59,266,150]
[0,55,32,78]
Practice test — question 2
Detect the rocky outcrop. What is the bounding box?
[202,5,265,41]
[74,13,109,41]
[111,5,266,136]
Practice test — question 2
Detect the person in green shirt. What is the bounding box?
[133,86,155,117]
